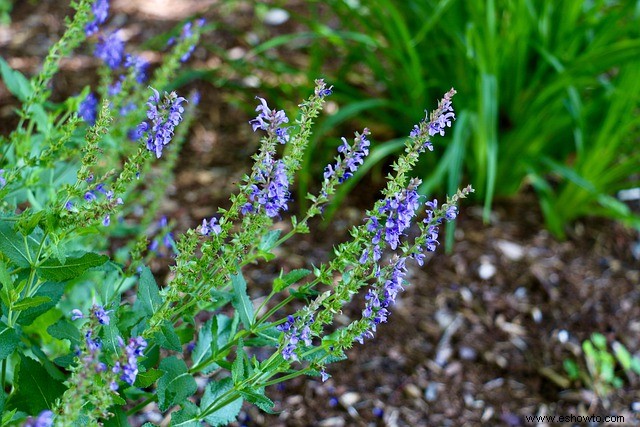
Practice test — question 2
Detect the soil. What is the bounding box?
[1,1,639,426]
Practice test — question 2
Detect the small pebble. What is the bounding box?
[339,392,360,407]
[631,401,640,412]
[263,8,290,25]
[424,383,439,402]
[532,307,542,323]
[478,262,496,280]
[496,240,525,261]
[558,329,569,344]
[404,383,421,399]
[459,346,477,361]
[318,417,345,427]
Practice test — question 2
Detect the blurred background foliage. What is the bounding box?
[189,0,640,240]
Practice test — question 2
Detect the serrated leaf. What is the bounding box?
[0,261,13,288]
[137,266,162,316]
[12,296,51,311]
[0,57,32,102]
[8,354,65,413]
[170,401,200,427]
[135,368,163,388]
[200,378,242,426]
[17,282,64,326]
[257,230,281,252]
[231,272,253,330]
[37,252,108,282]
[0,322,19,360]
[231,341,247,385]
[102,322,122,355]
[0,220,34,268]
[273,268,311,292]
[47,319,80,347]
[240,388,275,413]
[157,356,197,412]
[16,211,45,236]
[192,318,214,368]
[154,321,182,351]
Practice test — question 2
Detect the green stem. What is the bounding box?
[126,394,158,416]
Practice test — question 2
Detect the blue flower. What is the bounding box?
[91,304,111,325]
[85,330,101,353]
[71,309,84,320]
[200,217,222,236]
[118,336,147,385]
[323,129,370,183]
[177,19,205,62]
[85,0,109,36]
[278,315,314,361]
[125,54,149,83]
[78,92,98,125]
[409,89,456,151]
[136,88,187,158]
[357,256,407,344]
[248,97,289,141]
[243,154,290,217]
[95,31,125,69]
[84,191,97,202]
[23,410,54,427]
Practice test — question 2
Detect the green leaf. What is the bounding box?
[7,354,65,413]
[12,296,51,311]
[231,272,253,330]
[257,230,281,252]
[231,341,247,385]
[200,378,242,426]
[563,359,580,380]
[37,252,108,282]
[240,388,275,413]
[135,368,163,388]
[46,319,80,347]
[17,282,64,326]
[157,356,197,412]
[137,266,162,316]
[0,56,32,102]
[0,322,19,360]
[170,401,201,427]
[590,333,607,350]
[154,321,182,352]
[102,406,131,427]
[192,317,214,369]
[273,269,311,293]
[102,322,122,355]
[0,220,34,268]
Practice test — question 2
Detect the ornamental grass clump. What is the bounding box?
[0,1,472,425]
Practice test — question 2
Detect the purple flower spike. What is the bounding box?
[125,54,149,83]
[117,336,147,385]
[243,154,290,218]
[248,97,289,141]
[136,88,187,158]
[85,0,109,36]
[78,92,98,125]
[95,31,125,69]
